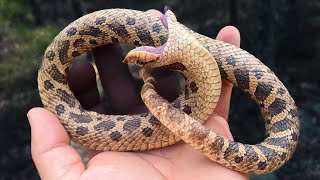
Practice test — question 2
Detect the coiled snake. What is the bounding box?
[38,8,299,174]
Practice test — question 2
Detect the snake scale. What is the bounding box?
[38,8,299,174]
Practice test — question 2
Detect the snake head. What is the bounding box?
[123,8,178,68]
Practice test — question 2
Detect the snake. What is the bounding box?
[38,8,299,174]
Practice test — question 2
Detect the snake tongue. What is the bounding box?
[123,44,165,65]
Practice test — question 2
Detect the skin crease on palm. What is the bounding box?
[27,9,249,180]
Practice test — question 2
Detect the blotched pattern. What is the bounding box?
[38,9,299,174]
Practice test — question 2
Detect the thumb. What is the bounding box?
[28,107,84,179]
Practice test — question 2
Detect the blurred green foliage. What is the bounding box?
[0,0,58,92]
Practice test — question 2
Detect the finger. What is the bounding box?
[214,26,240,120]
[68,60,105,113]
[146,9,163,16]
[27,108,84,179]
[205,112,234,140]
[93,44,145,114]
[149,70,181,102]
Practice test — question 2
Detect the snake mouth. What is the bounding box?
[123,11,169,65]
[123,43,166,65]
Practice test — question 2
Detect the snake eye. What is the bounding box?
[136,60,146,65]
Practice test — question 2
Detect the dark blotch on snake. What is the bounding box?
[72,51,81,57]
[211,136,224,151]
[258,161,267,170]
[89,39,98,45]
[256,145,276,161]
[45,50,55,61]
[70,112,92,123]
[135,27,154,46]
[148,116,161,127]
[110,131,122,141]
[224,141,239,159]
[79,26,103,37]
[244,145,259,161]
[49,65,67,84]
[61,122,69,127]
[190,82,198,93]
[58,40,70,65]
[288,108,298,117]
[123,118,141,132]
[226,55,236,66]
[217,61,228,79]
[291,132,298,141]
[44,80,54,90]
[156,62,186,71]
[271,136,289,148]
[152,23,162,33]
[95,16,106,25]
[159,35,168,45]
[64,67,70,74]
[183,104,192,115]
[281,153,287,161]
[142,127,154,137]
[108,23,130,39]
[252,69,265,79]
[277,87,286,95]
[76,126,89,136]
[204,45,211,51]
[234,156,244,163]
[57,89,76,107]
[78,105,85,113]
[134,40,142,46]
[233,69,250,89]
[73,38,85,48]
[271,117,294,133]
[254,82,273,101]
[116,116,125,121]
[93,121,116,131]
[126,17,136,25]
[111,37,119,43]
[172,100,180,108]
[55,104,65,115]
[66,27,77,36]
[184,85,190,100]
[269,98,287,116]
[140,113,148,117]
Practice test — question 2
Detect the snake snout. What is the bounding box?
[123,45,164,66]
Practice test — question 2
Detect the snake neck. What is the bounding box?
[138,20,222,122]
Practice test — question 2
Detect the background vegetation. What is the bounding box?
[0,0,319,179]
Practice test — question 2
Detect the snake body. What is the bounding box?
[38,8,299,174]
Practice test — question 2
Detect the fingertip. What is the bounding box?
[216,26,241,47]
[146,9,163,16]
[28,107,84,179]
[28,107,71,152]
[204,113,234,140]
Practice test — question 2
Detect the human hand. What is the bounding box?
[28,10,248,180]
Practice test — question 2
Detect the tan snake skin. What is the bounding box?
[38,8,299,174]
